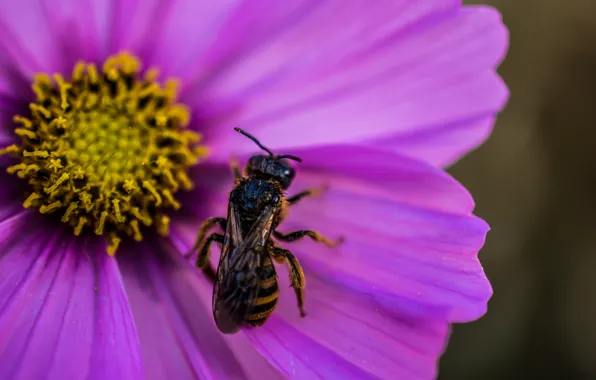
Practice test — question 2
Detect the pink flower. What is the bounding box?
[0,1,507,379]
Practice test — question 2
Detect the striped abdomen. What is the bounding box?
[246,256,279,326]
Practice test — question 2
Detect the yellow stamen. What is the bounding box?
[1,52,208,255]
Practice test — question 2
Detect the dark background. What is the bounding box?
[440,1,596,379]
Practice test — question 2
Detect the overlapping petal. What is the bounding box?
[111,0,242,78]
[183,2,507,168]
[0,215,143,380]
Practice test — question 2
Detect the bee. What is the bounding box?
[186,128,343,334]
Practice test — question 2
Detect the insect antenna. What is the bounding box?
[277,154,302,162]
[234,128,274,157]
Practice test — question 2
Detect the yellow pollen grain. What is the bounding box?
[0,52,208,255]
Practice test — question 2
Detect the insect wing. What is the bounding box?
[212,204,276,333]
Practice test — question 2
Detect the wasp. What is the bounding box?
[186,128,343,334]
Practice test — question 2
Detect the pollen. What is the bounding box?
[0,52,207,255]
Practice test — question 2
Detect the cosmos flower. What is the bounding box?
[0,1,508,379]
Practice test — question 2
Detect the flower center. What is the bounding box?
[0,52,207,255]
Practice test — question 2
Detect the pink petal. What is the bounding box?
[283,145,476,214]
[0,220,143,379]
[245,275,449,379]
[371,115,498,167]
[118,237,280,380]
[0,168,25,217]
[0,51,30,111]
[189,3,506,168]
[0,0,67,76]
[38,0,112,68]
[282,179,491,322]
[111,0,241,78]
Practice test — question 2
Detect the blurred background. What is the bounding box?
[441,1,595,379]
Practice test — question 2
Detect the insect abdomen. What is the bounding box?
[246,257,278,326]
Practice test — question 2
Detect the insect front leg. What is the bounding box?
[196,233,224,282]
[270,246,307,317]
[273,229,343,247]
[286,185,328,205]
[185,217,226,259]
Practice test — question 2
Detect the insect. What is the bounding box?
[186,127,343,334]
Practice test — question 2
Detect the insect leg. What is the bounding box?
[270,246,307,317]
[273,229,343,247]
[230,157,242,181]
[185,217,226,259]
[196,233,224,282]
[286,185,328,205]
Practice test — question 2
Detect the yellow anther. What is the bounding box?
[155,113,168,127]
[13,116,33,128]
[144,68,160,81]
[162,169,178,190]
[130,220,142,241]
[169,104,190,126]
[74,217,87,236]
[25,164,40,173]
[23,150,49,158]
[131,208,152,226]
[87,64,98,83]
[7,163,27,175]
[177,171,193,191]
[23,193,42,208]
[32,74,52,101]
[53,74,71,110]
[15,128,36,139]
[44,172,69,194]
[139,83,159,98]
[62,202,78,222]
[194,146,209,158]
[162,189,180,210]
[107,234,121,256]
[156,215,170,237]
[0,144,19,155]
[40,200,62,214]
[72,62,85,80]
[30,104,51,118]
[95,211,108,235]
[142,181,162,206]
[112,199,125,223]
